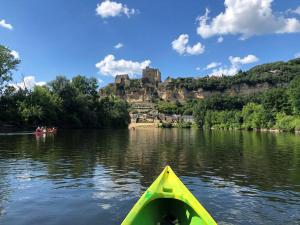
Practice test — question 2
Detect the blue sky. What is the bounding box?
[1,0,300,88]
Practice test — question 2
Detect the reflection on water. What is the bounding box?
[0,129,300,225]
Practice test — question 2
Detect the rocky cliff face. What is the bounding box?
[108,80,280,103]
[157,82,277,102]
[100,57,300,103]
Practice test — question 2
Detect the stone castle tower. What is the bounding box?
[142,66,161,87]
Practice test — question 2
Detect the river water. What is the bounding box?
[0,129,300,225]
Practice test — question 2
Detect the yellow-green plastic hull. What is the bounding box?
[122,166,217,225]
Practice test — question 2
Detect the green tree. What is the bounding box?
[242,103,268,129]
[30,86,62,125]
[0,45,20,93]
[288,76,300,115]
[98,96,130,128]
[261,88,292,115]
[193,100,207,128]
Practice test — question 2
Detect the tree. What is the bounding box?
[193,100,207,128]
[0,45,20,93]
[242,103,268,129]
[97,96,130,128]
[288,76,300,115]
[261,88,292,116]
[30,86,62,125]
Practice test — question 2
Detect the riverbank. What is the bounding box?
[128,122,157,129]
[127,123,300,134]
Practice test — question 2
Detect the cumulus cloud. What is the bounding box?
[211,66,239,77]
[206,62,222,70]
[196,67,201,71]
[10,50,19,59]
[210,55,259,76]
[172,34,205,56]
[292,6,300,15]
[295,52,300,58]
[0,19,13,30]
[229,55,259,66]
[11,76,46,90]
[95,54,151,77]
[197,0,300,39]
[96,0,136,18]
[114,43,123,49]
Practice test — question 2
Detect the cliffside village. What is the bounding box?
[100,66,195,126]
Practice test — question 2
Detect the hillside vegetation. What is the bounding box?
[165,58,300,91]
[156,58,300,131]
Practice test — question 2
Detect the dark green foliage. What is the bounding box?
[156,101,184,114]
[0,75,130,128]
[0,45,20,93]
[288,76,300,115]
[97,96,130,128]
[165,58,300,92]
[193,76,300,131]
[0,46,129,129]
[261,88,292,116]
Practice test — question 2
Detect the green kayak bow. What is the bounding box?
[122,166,217,225]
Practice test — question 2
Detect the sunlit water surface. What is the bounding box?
[0,129,300,225]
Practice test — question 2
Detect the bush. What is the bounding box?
[242,103,268,129]
[274,113,300,131]
[175,121,192,128]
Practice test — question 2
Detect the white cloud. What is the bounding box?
[96,0,136,18]
[210,54,259,76]
[172,34,205,56]
[206,62,221,70]
[95,54,151,77]
[0,19,13,30]
[196,67,201,71]
[197,0,300,39]
[11,76,46,90]
[10,50,19,59]
[295,52,300,58]
[292,6,300,15]
[217,36,224,43]
[211,66,239,77]
[229,55,259,66]
[114,43,123,49]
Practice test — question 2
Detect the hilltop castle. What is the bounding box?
[102,66,163,102]
[99,65,275,104]
[100,66,218,103]
[114,66,161,89]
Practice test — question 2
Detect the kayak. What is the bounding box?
[121,166,217,225]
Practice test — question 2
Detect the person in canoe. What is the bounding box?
[47,127,57,133]
[35,126,57,134]
[35,126,43,133]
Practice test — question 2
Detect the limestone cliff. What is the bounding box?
[99,58,300,103]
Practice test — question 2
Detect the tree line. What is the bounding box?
[0,45,130,129]
[156,80,300,131]
[192,79,300,131]
[166,58,300,91]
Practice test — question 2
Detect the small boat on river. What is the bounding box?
[122,166,217,225]
[34,127,57,135]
